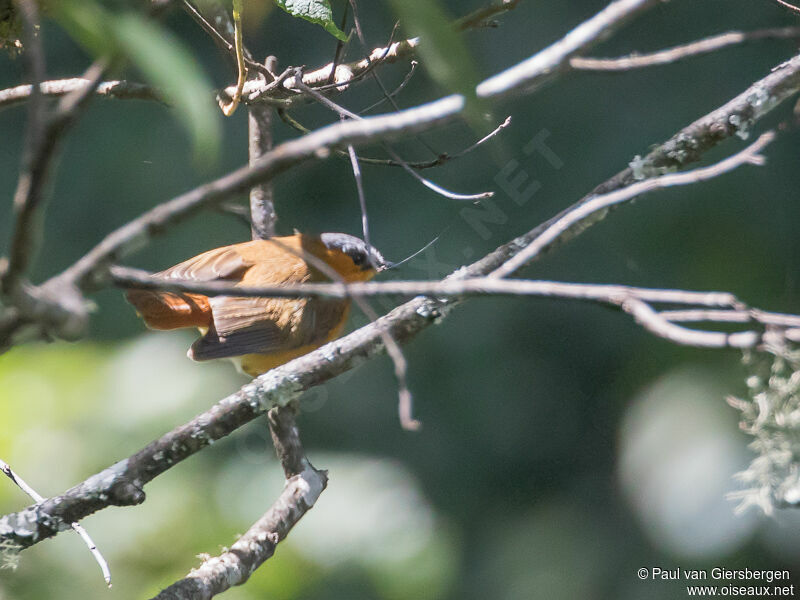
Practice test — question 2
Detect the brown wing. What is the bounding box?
[188,238,351,360]
[126,245,253,331]
[190,296,350,361]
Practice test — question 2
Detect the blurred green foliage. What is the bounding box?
[56,0,221,162]
[2,0,800,598]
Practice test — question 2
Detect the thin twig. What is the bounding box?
[773,0,800,15]
[0,78,162,110]
[181,0,273,79]
[3,0,47,294]
[490,131,775,278]
[327,3,351,85]
[347,1,440,159]
[571,27,800,71]
[278,107,510,170]
[291,71,493,201]
[0,458,111,586]
[359,60,419,115]
[456,0,523,31]
[5,56,109,293]
[107,268,746,304]
[476,0,663,99]
[346,137,370,247]
[224,37,421,107]
[248,72,277,239]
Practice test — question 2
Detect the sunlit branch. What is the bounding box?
[571,27,800,71]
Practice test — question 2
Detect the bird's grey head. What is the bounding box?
[320,233,387,272]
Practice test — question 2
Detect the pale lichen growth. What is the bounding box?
[0,538,22,571]
[728,114,751,141]
[728,341,800,514]
[629,154,647,180]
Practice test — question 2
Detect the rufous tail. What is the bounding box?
[125,290,212,331]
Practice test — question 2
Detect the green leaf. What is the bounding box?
[275,0,348,41]
[55,1,221,164]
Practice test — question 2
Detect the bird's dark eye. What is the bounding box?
[349,251,367,266]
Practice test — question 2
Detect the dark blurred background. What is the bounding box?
[2,1,800,598]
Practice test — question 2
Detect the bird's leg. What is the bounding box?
[221,0,247,116]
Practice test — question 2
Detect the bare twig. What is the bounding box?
[773,0,800,15]
[571,27,800,71]
[248,80,277,239]
[278,108,509,170]
[327,2,351,85]
[456,0,522,31]
[0,458,111,586]
[359,60,419,114]
[108,266,800,344]
[149,408,326,600]
[3,0,47,294]
[290,71,493,201]
[224,38,421,107]
[181,0,273,79]
[0,78,161,110]
[476,0,663,99]
[621,298,758,348]
[346,2,440,159]
[346,137,370,246]
[106,268,745,304]
[490,131,775,278]
[5,55,109,292]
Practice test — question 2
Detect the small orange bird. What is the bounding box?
[125,233,387,377]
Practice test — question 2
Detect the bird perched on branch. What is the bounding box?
[125,233,387,377]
